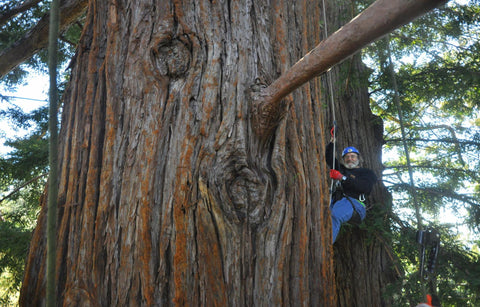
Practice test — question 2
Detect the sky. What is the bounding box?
[0,71,49,155]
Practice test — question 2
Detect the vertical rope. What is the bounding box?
[386,35,426,298]
[322,0,338,197]
[321,2,337,120]
[47,0,60,306]
[386,37,423,230]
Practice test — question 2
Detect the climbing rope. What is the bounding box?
[321,0,339,195]
[386,38,423,232]
[322,0,337,143]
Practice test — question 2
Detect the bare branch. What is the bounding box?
[384,164,479,182]
[0,0,88,79]
[0,0,43,28]
[387,182,479,207]
[252,0,448,138]
[386,138,480,147]
[414,124,466,166]
[0,173,48,205]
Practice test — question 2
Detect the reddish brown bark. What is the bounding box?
[20,1,334,305]
[18,0,447,305]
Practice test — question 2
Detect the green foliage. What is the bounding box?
[436,232,480,306]
[0,106,47,302]
[364,0,480,305]
[0,105,49,182]
[0,201,39,305]
[0,105,48,303]
[390,225,480,307]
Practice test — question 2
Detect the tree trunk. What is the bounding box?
[20,1,336,305]
[19,0,446,304]
[326,55,400,306]
[317,3,401,306]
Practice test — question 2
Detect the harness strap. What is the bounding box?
[331,179,366,225]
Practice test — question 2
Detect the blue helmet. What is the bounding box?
[342,146,360,157]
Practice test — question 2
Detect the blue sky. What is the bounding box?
[0,71,48,155]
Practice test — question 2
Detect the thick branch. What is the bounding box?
[0,0,88,79]
[0,173,48,205]
[252,0,448,138]
[0,0,43,27]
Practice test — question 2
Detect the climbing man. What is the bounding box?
[326,137,377,243]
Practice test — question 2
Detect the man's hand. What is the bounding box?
[330,126,336,143]
[330,169,344,181]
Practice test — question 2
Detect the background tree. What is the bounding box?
[364,0,480,305]
[0,105,49,304]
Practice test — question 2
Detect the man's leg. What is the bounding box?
[330,198,354,242]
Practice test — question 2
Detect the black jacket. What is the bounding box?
[326,142,377,200]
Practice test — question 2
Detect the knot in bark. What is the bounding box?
[151,36,191,78]
[227,166,267,225]
[249,79,288,139]
[210,151,270,226]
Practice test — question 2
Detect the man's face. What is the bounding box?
[343,153,359,169]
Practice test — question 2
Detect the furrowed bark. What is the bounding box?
[20,1,335,305]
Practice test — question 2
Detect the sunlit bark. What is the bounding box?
[20,1,334,305]
[19,0,446,305]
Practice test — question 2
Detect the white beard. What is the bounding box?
[344,160,359,169]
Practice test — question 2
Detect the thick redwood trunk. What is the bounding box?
[315,3,400,306]
[20,1,335,306]
[318,3,399,304]
[326,55,400,306]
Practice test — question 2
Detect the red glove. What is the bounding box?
[330,169,344,181]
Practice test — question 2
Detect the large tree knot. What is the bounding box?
[249,78,289,140]
[150,35,191,79]
[226,165,269,225]
[209,152,272,226]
